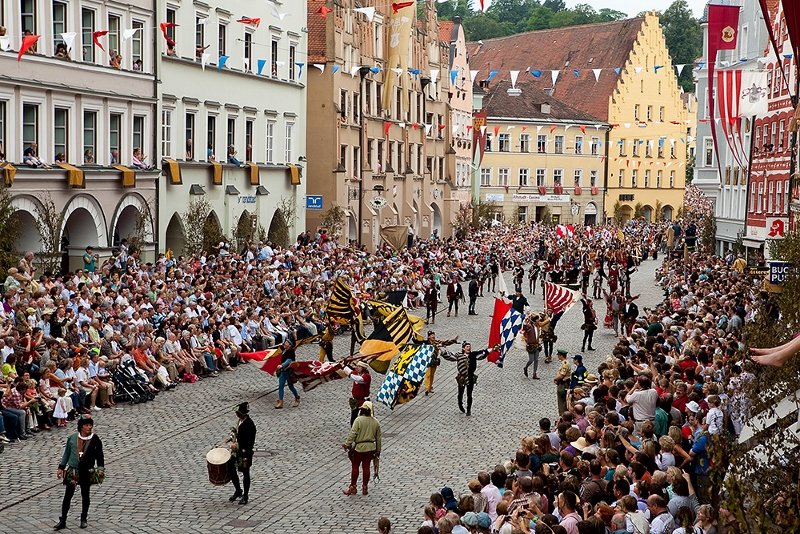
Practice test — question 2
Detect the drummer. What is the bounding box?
[226,402,257,505]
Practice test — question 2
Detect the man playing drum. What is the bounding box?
[227,402,257,505]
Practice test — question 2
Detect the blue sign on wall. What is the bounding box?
[306,195,323,210]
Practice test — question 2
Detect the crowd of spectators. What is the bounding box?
[406,234,768,534]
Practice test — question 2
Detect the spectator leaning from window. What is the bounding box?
[109,49,122,69]
[83,149,95,165]
[23,29,37,54]
[207,144,216,162]
[110,149,119,165]
[185,139,194,161]
[132,148,151,170]
[23,143,50,168]
[55,42,70,60]
[54,153,66,164]
[132,59,143,71]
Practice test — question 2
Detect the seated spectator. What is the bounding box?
[54,152,66,163]
[109,49,122,69]
[185,138,194,161]
[110,149,119,164]
[55,42,70,60]
[227,145,244,167]
[132,147,151,170]
[132,58,143,71]
[23,143,49,168]
[83,148,95,164]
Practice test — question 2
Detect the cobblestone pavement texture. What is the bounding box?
[2,259,664,533]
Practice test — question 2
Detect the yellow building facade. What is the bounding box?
[606,13,689,222]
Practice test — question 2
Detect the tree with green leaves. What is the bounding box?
[0,185,20,274]
[661,0,702,91]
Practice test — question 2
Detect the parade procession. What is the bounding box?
[1,0,800,532]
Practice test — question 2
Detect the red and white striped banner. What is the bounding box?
[544,282,580,315]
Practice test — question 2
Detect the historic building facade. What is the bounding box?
[305,0,454,248]
[156,0,307,255]
[468,13,688,223]
[0,0,158,270]
[476,80,608,225]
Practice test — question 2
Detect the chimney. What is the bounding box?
[541,103,551,114]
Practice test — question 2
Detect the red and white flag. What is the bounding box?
[290,360,347,391]
[545,282,580,315]
[240,349,282,375]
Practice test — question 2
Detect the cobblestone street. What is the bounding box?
[2,259,664,533]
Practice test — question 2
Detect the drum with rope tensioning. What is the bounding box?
[206,447,231,486]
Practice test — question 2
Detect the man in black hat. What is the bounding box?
[228,402,256,505]
[467,275,479,315]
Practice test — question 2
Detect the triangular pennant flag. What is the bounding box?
[488,70,498,81]
[122,28,139,42]
[613,67,622,75]
[593,68,602,82]
[654,65,664,72]
[398,122,406,129]
[257,58,267,75]
[0,36,10,52]
[332,65,340,74]
[510,70,519,88]
[276,61,285,67]
[564,125,572,132]
[217,55,229,71]
[480,126,487,135]
[580,125,586,134]
[242,58,250,73]
[429,69,438,82]
[634,67,643,75]
[61,32,77,52]
[201,52,211,70]
[350,65,360,77]
[493,126,500,137]
[409,68,420,76]
[392,67,403,76]
[17,34,40,61]
[198,18,209,26]
[425,124,433,135]
[237,17,262,27]
[531,70,542,77]
[312,63,325,73]
[506,126,515,130]
[675,64,686,76]
[470,69,479,82]
[317,6,332,16]
[370,66,380,74]
[92,30,109,52]
[354,6,377,21]
[296,62,304,77]
[452,125,459,135]
[573,68,580,78]
[450,68,458,85]
[536,125,543,134]
[551,70,559,85]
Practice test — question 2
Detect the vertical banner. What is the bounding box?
[707,4,739,181]
[471,110,488,204]
[381,0,416,115]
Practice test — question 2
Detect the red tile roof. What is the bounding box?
[439,21,454,44]
[307,0,329,63]
[467,18,645,121]
[483,79,603,123]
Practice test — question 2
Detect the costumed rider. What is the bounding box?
[227,402,257,505]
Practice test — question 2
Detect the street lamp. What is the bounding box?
[350,184,386,247]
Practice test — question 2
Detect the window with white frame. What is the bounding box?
[485,134,492,152]
[498,168,509,186]
[498,133,510,152]
[83,110,96,163]
[289,43,297,81]
[196,15,206,50]
[779,119,786,149]
[244,32,253,69]
[776,180,783,212]
[669,171,675,188]
[573,169,582,186]
[554,135,564,154]
[537,134,546,153]
[520,133,530,153]
[631,169,638,188]
[574,136,583,155]
[54,108,68,159]
[131,21,143,65]
[109,113,121,162]
[53,1,67,51]
[285,122,294,162]
[656,170,662,188]
[645,140,652,158]
[750,183,757,212]
[264,120,275,163]
[517,206,527,223]
[245,119,253,162]
[632,139,640,157]
[161,109,173,158]
[553,169,562,185]
[226,116,236,149]
[784,180,790,212]
[0,102,6,157]
[480,168,491,186]
[704,138,713,166]
[619,138,626,156]
[768,181,774,212]
[21,0,36,34]
[108,14,120,58]
[634,104,640,121]
[207,115,216,160]
[591,137,600,155]
[644,170,650,188]
[590,170,597,187]
[757,182,763,212]
[133,115,144,154]
[618,170,624,188]
[536,168,545,186]
[185,112,195,160]
[81,8,95,63]
[271,38,279,76]
[519,168,529,186]
[219,23,227,56]
[646,105,653,122]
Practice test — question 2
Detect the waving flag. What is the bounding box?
[240,349,282,375]
[237,17,261,27]
[291,360,346,392]
[325,279,361,340]
[544,282,580,315]
[359,305,422,373]
[375,344,434,408]
[486,298,524,367]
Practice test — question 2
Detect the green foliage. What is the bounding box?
[35,192,66,275]
[660,0,702,92]
[436,0,627,40]
[0,185,20,273]
[612,201,624,224]
[633,202,644,219]
[182,197,212,256]
[320,204,347,241]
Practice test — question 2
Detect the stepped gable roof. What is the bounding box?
[467,17,645,121]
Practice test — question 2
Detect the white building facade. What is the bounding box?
[694,0,769,255]
[156,0,307,255]
[0,0,159,271]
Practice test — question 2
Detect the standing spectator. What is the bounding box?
[54,416,104,530]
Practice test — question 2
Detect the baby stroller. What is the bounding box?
[112,360,155,404]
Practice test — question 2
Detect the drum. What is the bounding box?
[206,447,231,486]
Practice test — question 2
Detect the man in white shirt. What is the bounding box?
[625,375,659,435]
[478,471,501,521]
[647,494,675,534]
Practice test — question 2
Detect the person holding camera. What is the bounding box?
[625,375,658,436]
